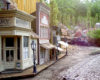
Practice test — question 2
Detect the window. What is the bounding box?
[46,28,48,38]
[41,27,44,38]
[44,28,46,38]
[6,38,14,47]
[17,38,20,60]
[40,47,45,58]
[23,36,29,59]
[40,27,48,39]
[1,37,4,61]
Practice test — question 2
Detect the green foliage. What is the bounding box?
[72,16,75,27]
[89,50,100,55]
[66,15,71,28]
[40,0,43,2]
[94,13,98,23]
[0,3,1,10]
[87,28,100,39]
[50,0,59,27]
[62,14,66,25]
[86,7,91,29]
[57,12,61,22]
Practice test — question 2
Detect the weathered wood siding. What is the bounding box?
[15,0,40,14]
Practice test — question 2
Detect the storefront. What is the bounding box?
[0,10,37,72]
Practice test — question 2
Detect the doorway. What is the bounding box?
[5,37,15,69]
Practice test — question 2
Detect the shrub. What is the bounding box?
[87,28,100,46]
[89,50,100,55]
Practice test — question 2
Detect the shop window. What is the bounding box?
[1,37,4,61]
[17,38,20,60]
[23,36,29,59]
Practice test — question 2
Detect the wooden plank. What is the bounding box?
[14,0,40,14]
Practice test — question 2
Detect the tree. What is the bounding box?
[94,13,98,23]
[86,7,91,30]
[62,14,66,25]
[58,12,61,22]
[0,2,1,10]
[50,0,59,27]
[72,15,75,27]
[40,0,43,2]
[66,15,71,28]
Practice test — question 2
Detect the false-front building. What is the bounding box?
[31,2,55,65]
[0,10,38,73]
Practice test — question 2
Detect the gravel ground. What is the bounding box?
[20,45,100,80]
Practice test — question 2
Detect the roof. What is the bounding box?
[40,43,55,49]
[31,31,39,39]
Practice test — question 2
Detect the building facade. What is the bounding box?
[0,10,38,72]
[32,2,55,65]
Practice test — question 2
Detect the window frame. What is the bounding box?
[1,37,4,61]
[23,36,29,60]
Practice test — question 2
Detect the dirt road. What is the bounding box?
[20,45,99,80]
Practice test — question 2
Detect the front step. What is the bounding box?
[1,69,22,74]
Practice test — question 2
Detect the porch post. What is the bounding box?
[0,36,1,72]
[29,36,31,62]
[20,36,23,70]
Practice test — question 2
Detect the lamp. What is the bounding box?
[6,2,10,10]
[56,41,59,60]
[31,40,37,73]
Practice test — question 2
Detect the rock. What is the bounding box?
[0,0,17,10]
[62,77,67,80]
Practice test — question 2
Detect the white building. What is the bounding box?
[0,10,39,73]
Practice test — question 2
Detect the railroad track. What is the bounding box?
[62,54,100,80]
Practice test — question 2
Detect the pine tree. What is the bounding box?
[72,16,75,27]
[50,0,59,27]
[66,15,71,28]
[62,14,66,25]
[86,7,91,30]
[57,12,61,22]
[94,13,98,24]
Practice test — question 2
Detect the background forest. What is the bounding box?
[46,0,100,30]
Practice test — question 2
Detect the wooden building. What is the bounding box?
[0,10,39,73]
[31,2,55,65]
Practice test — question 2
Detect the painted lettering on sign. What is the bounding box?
[0,17,15,27]
[16,18,30,28]
[0,19,10,24]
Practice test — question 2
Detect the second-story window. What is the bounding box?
[40,26,48,39]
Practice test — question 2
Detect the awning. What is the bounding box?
[40,43,55,49]
[55,47,63,52]
[31,31,39,39]
[58,41,69,47]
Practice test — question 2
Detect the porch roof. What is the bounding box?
[40,43,55,49]
[55,47,63,52]
[31,31,39,39]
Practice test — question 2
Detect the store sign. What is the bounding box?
[41,16,48,25]
[16,18,30,28]
[0,18,15,27]
[16,62,20,67]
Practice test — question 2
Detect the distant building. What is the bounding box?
[95,23,100,28]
